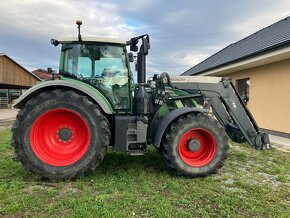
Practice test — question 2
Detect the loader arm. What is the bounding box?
[171,76,271,150]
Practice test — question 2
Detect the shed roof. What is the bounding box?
[0,54,41,81]
[182,16,290,76]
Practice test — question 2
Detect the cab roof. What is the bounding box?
[59,37,126,45]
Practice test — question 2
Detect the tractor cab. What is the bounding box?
[55,37,132,110]
[50,21,151,115]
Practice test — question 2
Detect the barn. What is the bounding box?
[0,54,41,108]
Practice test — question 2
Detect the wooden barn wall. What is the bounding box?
[0,56,38,87]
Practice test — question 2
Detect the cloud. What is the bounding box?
[0,0,136,70]
[163,9,196,25]
[145,49,209,77]
[0,0,134,39]
[122,0,153,13]
[1,0,290,75]
[227,11,290,40]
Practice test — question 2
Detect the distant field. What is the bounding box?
[0,128,289,217]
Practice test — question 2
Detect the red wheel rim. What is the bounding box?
[30,108,90,166]
[178,128,216,167]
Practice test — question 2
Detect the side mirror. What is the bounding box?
[142,38,149,55]
[128,52,134,62]
[51,39,59,46]
[130,45,138,52]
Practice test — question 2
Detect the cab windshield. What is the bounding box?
[60,43,130,110]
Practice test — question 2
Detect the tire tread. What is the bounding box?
[12,89,110,181]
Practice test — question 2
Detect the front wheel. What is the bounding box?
[12,89,111,180]
[161,113,228,177]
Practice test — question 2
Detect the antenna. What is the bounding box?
[76,20,82,41]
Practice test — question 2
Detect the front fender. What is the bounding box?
[152,107,209,148]
[14,79,114,114]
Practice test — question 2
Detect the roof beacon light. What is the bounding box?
[76,20,82,41]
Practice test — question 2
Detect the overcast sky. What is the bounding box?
[1,0,290,77]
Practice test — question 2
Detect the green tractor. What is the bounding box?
[12,21,270,180]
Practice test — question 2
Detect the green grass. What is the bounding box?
[0,128,289,217]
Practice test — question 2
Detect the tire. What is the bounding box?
[161,113,228,177]
[11,89,111,180]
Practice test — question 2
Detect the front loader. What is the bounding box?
[11,21,270,180]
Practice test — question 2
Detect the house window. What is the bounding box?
[236,78,250,103]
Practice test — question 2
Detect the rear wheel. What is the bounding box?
[12,89,111,180]
[162,113,228,177]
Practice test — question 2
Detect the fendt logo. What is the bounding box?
[229,98,237,108]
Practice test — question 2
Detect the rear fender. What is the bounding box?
[152,107,208,148]
[14,80,114,114]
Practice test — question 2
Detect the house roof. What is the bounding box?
[32,69,52,81]
[182,16,290,76]
[0,54,41,81]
